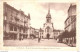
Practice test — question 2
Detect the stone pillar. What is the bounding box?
[72,37,74,46]
[73,36,74,43]
[6,23,9,33]
[70,37,72,46]
[27,28,30,38]
[43,29,45,38]
[6,23,9,38]
[65,38,66,43]
[68,38,70,45]
[17,33,19,40]
[3,24,6,38]
[63,38,64,43]
[17,27,19,40]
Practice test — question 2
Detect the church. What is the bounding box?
[43,6,54,39]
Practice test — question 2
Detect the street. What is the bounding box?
[4,39,69,47]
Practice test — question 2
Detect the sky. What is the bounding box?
[6,1,70,30]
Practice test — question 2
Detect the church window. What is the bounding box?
[47,19,49,22]
[46,26,50,32]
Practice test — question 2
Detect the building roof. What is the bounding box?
[65,3,76,23]
[53,30,60,32]
[53,29,64,32]
[28,13,30,19]
[68,3,76,13]
[4,2,30,19]
[4,2,19,12]
[39,28,43,32]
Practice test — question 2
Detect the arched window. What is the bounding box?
[46,26,50,33]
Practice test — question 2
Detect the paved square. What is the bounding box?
[4,39,69,47]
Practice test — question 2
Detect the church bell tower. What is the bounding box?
[46,5,51,23]
[43,4,54,38]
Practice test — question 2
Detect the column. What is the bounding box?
[17,27,19,40]
[6,23,9,33]
[27,28,30,38]
[68,38,69,45]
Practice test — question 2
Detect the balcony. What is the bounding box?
[15,17,19,21]
[9,31,18,34]
[19,32,26,35]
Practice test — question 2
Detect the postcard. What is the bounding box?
[0,0,79,51]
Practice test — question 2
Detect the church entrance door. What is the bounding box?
[47,33,50,40]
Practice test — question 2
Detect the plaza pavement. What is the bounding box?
[3,39,69,47]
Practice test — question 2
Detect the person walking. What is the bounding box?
[38,37,41,43]
[47,33,50,40]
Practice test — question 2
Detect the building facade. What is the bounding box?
[34,29,39,38]
[43,7,54,39]
[29,27,35,39]
[65,4,76,32]
[3,2,30,40]
[39,28,43,39]
[64,3,76,46]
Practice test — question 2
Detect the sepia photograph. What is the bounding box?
[3,1,76,47]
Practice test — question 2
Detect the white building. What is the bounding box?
[43,6,54,38]
[34,29,39,38]
[39,28,43,38]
